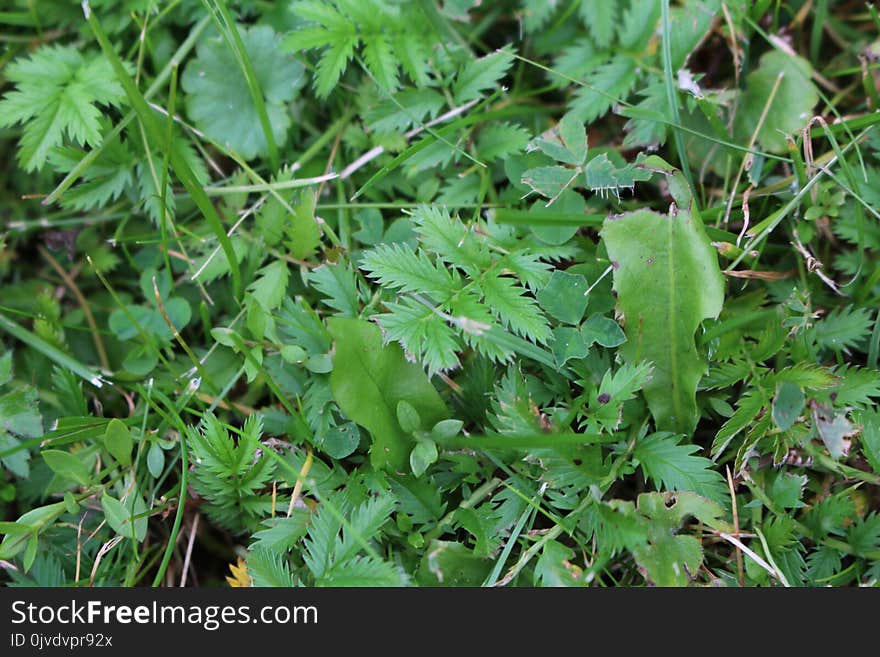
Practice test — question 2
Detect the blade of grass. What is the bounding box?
[0,312,107,388]
[201,0,279,170]
[84,2,243,299]
[661,0,694,192]
[146,388,189,587]
[728,127,870,271]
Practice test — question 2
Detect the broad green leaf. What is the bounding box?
[181,25,305,160]
[669,0,720,70]
[327,318,448,472]
[431,419,463,440]
[813,405,855,460]
[101,493,136,541]
[528,190,583,246]
[734,50,819,154]
[0,352,11,386]
[551,327,588,367]
[537,270,589,325]
[103,418,133,467]
[601,171,724,435]
[0,502,67,560]
[581,314,626,348]
[409,438,438,477]
[122,345,158,376]
[396,401,421,435]
[521,166,579,203]
[317,421,360,459]
[146,442,164,478]
[633,491,730,585]
[531,113,588,166]
[41,449,91,486]
[633,531,702,586]
[0,386,43,438]
[0,432,29,478]
[857,408,880,475]
[416,540,494,586]
[772,381,804,432]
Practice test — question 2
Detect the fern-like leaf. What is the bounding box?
[188,414,276,533]
[569,55,638,123]
[453,48,514,105]
[0,45,126,171]
[634,432,727,502]
[810,306,872,352]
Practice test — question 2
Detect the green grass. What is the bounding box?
[1,0,879,588]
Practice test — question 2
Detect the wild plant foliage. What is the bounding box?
[0,0,879,588]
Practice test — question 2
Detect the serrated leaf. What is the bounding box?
[601,174,724,435]
[534,540,580,586]
[476,122,531,161]
[247,547,296,586]
[809,306,872,352]
[308,261,359,317]
[320,555,405,586]
[633,433,726,501]
[359,31,396,89]
[616,0,661,51]
[482,272,551,343]
[579,0,618,49]
[376,298,462,374]
[768,472,807,509]
[361,243,458,297]
[0,45,125,171]
[711,389,765,458]
[521,166,580,202]
[569,55,638,123]
[366,88,445,135]
[829,365,880,407]
[846,513,880,556]
[248,260,289,311]
[453,48,514,104]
